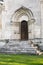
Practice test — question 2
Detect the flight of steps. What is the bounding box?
[0,40,41,55]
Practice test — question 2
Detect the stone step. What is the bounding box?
[0,40,38,54]
[0,49,36,54]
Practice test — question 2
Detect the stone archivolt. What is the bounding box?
[11,6,35,24]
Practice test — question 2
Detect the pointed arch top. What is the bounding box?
[11,6,35,24]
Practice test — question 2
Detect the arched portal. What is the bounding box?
[21,20,28,40]
[11,6,35,40]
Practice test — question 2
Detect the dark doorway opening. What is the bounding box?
[21,20,28,40]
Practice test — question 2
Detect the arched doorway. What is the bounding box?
[21,20,28,40]
[11,7,35,40]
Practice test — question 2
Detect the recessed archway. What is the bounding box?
[21,20,28,40]
[11,6,35,23]
[11,6,35,40]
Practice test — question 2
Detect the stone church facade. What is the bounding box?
[0,0,43,54]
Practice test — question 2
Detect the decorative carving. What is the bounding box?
[0,2,5,13]
[11,6,35,24]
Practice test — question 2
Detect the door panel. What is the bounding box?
[21,20,28,40]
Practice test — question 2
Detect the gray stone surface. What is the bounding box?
[0,40,37,54]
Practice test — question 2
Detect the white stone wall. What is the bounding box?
[1,0,41,39]
[40,0,43,42]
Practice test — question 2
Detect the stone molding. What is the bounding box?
[11,6,35,25]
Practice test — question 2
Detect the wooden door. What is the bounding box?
[21,20,28,40]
